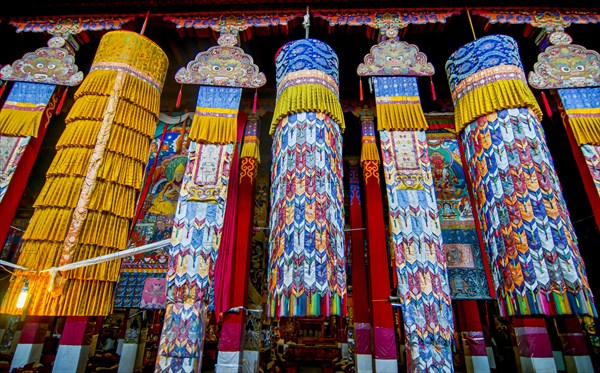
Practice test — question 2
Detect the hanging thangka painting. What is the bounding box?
[426,120,491,300]
[114,112,192,309]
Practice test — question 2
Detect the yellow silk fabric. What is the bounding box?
[0,31,168,316]
[454,79,543,134]
[189,112,237,144]
[375,99,429,131]
[0,107,46,137]
[566,108,600,145]
[270,84,345,135]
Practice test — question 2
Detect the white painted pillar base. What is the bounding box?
[116,339,124,356]
[552,351,566,371]
[117,343,140,373]
[564,355,594,373]
[9,330,22,354]
[355,354,373,372]
[465,355,491,373]
[375,358,398,372]
[242,350,259,373]
[135,330,147,371]
[519,357,557,373]
[216,350,241,372]
[53,345,90,373]
[486,347,496,369]
[10,343,43,371]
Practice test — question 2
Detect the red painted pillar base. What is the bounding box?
[511,317,556,373]
[559,317,594,373]
[10,316,50,371]
[216,312,246,371]
[457,301,491,373]
[53,316,95,373]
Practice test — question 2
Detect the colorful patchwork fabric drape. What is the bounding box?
[0,36,83,260]
[358,37,454,369]
[528,30,600,231]
[0,30,168,316]
[558,88,600,199]
[268,38,346,317]
[157,32,265,373]
[447,34,596,318]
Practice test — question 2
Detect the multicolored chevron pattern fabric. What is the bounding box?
[0,136,30,203]
[461,107,596,317]
[157,141,233,372]
[268,112,346,317]
[581,144,600,197]
[380,129,454,371]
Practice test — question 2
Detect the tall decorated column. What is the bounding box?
[0,34,82,262]
[528,29,600,231]
[358,36,454,372]
[0,29,168,368]
[447,34,596,371]
[268,39,346,318]
[156,31,265,373]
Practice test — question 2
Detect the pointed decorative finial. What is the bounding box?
[303,6,310,39]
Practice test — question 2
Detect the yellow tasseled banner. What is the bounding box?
[240,138,260,163]
[454,79,543,134]
[375,102,429,131]
[360,141,380,164]
[75,70,162,115]
[189,113,237,144]
[2,273,116,316]
[566,111,600,145]
[0,30,168,316]
[270,84,345,135]
[0,108,44,137]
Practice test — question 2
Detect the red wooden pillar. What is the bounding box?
[359,112,398,372]
[53,316,96,373]
[347,159,373,370]
[10,316,50,371]
[217,114,260,371]
[456,300,491,373]
[511,317,556,372]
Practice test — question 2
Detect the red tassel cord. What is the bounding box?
[175,84,183,109]
[252,89,258,114]
[359,77,364,101]
[430,76,437,102]
[541,91,552,118]
[56,87,68,114]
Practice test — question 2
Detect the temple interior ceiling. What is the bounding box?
[1,4,599,230]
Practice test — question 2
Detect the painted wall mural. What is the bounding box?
[427,130,491,300]
[114,114,190,309]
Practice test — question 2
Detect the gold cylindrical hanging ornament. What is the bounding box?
[0,30,168,316]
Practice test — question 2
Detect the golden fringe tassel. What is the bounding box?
[23,207,74,242]
[240,141,260,163]
[567,114,600,145]
[77,211,129,249]
[74,70,162,114]
[58,120,152,161]
[48,148,146,188]
[189,114,237,144]
[0,109,44,137]
[361,141,380,164]
[271,84,345,135]
[17,242,64,272]
[35,176,136,218]
[0,273,116,316]
[454,79,542,133]
[375,102,428,131]
[67,100,158,137]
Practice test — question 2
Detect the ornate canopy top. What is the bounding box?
[357,38,434,77]
[528,31,600,89]
[445,34,524,93]
[275,38,339,88]
[0,36,83,86]
[175,33,266,88]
